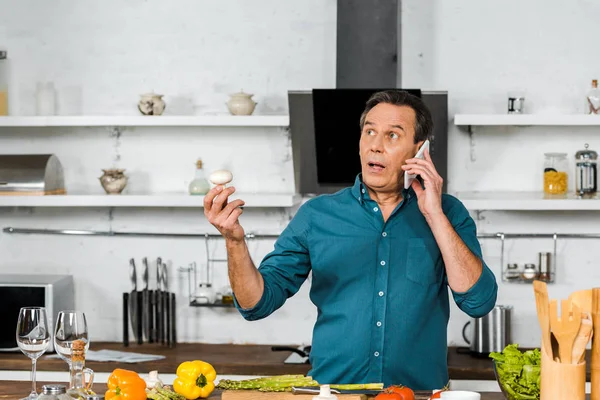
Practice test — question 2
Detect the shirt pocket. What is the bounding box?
[405,238,443,286]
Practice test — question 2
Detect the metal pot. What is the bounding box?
[462,305,512,357]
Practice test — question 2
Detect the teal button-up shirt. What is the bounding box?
[235,175,498,389]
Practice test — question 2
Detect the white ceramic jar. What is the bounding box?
[226,91,257,115]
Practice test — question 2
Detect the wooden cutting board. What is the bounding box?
[221,390,368,400]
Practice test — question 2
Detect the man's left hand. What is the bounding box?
[401,147,444,218]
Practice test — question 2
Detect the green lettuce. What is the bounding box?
[489,344,541,400]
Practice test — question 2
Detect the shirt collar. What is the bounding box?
[351,173,415,204]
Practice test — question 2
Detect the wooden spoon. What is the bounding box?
[549,299,582,364]
[533,280,553,358]
[571,312,593,364]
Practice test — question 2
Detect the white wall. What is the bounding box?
[403,0,600,347]
[0,0,335,345]
[2,0,597,349]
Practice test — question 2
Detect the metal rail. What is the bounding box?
[1,227,280,239]
[5,227,600,241]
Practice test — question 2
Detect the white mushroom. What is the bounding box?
[209,169,233,186]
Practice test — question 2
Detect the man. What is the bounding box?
[204,90,498,390]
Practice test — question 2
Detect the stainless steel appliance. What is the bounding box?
[0,154,65,195]
[575,143,597,198]
[462,305,512,357]
[0,274,74,352]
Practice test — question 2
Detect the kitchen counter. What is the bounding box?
[0,343,584,381]
[0,381,506,400]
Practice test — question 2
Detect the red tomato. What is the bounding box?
[430,389,448,400]
[383,385,415,400]
[375,392,403,400]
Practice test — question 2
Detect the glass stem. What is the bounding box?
[30,358,37,397]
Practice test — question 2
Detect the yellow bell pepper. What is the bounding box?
[173,360,217,399]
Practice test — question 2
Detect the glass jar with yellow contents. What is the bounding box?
[543,152,568,195]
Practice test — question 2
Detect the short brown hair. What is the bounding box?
[359,90,434,144]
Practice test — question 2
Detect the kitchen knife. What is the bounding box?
[128,258,138,342]
[156,257,163,344]
[123,292,129,347]
[162,262,169,345]
[291,387,382,395]
[170,292,176,348]
[142,257,150,342]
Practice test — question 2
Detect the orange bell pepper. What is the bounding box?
[105,368,147,400]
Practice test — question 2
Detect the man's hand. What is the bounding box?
[203,185,246,242]
[401,147,444,219]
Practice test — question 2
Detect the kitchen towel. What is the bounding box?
[47,349,165,363]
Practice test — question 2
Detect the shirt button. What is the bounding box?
[374,352,380,357]
[376,321,382,327]
[361,189,365,194]
[373,207,379,212]
[382,232,387,237]
[378,291,384,297]
[380,261,386,266]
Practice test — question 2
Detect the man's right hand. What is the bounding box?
[204,185,246,242]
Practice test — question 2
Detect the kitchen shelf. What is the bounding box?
[455,191,600,211]
[0,193,297,208]
[0,115,289,128]
[190,299,235,308]
[454,114,600,127]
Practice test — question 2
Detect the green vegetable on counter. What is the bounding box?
[146,382,187,400]
[216,374,384,392]
[489,344,541,400]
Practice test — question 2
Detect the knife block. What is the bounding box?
[541,345,585,400]
[122,290,176,348]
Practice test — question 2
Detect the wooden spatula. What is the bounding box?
[570,289,592,314]
[549,299,582,364]
[533,280,553,358]
[572,312,593,364]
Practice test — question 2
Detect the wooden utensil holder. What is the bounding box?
[541,346,585,400]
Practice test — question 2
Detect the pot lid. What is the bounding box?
[230,90,253,97]
[575,143,598,160]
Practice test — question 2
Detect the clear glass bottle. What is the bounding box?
[67,339,95,398]
[0,50,7,116]
[543,153,568,196]
[188,159,211,195]
[586,79,600,114]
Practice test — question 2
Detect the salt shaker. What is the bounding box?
[522,263,538,281]
[38,384,71,400]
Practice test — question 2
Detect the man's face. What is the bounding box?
[359,103,423,193]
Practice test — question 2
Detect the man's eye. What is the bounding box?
[367,129,375,135]
[390,132,399,139]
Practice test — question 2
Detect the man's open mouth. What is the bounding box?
[368,162,386,169]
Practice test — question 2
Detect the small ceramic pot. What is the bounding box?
[226,91,257,115]
[138,93,166,115]
[99,169,128,195]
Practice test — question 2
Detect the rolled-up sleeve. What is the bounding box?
[234,203,312,321]
[445,198,498,318]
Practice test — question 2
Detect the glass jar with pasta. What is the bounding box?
[543,152,568,195]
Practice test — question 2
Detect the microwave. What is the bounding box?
[0,274,74,352]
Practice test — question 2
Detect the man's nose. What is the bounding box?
[370,134,383,152]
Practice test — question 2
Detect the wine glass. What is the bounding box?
[16,307,51,400]
[54,311,92,390]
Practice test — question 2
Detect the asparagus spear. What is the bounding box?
[216,374,384,392]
